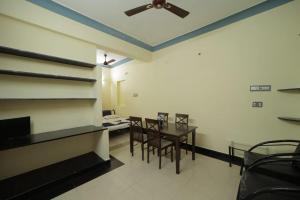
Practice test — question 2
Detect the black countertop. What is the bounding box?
[0,125,107,151]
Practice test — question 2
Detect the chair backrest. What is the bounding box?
[145,118,161,141]
[158,112,168,125]
[293,143,300,170]
[129,116,143,139]
[175,113,189,129]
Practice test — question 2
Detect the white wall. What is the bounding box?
[111,1,300,154]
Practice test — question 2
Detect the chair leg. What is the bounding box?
[130,134,133,157]
[171,146,173,162]
[240,163,244,175]
[147,144,150,163]
[186,139,188,155]
[179,147,181,160]
[165,147,167,156]
[141,143,144,161]
[153,147,155,155]
[131,141,134,157]
[159,148,162,169]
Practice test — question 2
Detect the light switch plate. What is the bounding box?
[252,101,263,108]
[250,85,271,92]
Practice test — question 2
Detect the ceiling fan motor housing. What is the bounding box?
[152,0,166,9]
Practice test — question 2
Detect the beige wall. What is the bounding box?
[0,0,152,61]
[111,1,300,154]
[0,13,105,179]
[0,14,101,133]
[101,67,112,110]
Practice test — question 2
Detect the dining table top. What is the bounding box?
[144,122,197,138]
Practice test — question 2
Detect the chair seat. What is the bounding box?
[133,132,147,143]
[244,151,267,167]
[180,136,188,141]
[148,138,173,149]
[237,171,300,200]
[244,152,300,184]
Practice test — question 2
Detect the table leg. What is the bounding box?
[192,130,195,160]
[232,147,235,165]
[175,138,180,174]
[229,146,232,167]
[130,132,133,156]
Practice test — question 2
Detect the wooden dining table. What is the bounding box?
[135,123,197,174]
[160,123,197,174]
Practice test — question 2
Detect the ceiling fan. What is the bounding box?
[103,54,116,66]
[125,0,189,18]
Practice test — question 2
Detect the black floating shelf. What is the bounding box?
[0,98,97,100]
[0,46,96,68]
[0,152,109,200]
[0,69,96,82]
[278,88,300,92]
[0,125,106,151]
[278,117,300,122]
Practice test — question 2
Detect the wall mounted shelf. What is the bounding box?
[278,117,300,122]
[277,88,300,92]
[0,69,96,82]
[0,46,96,68]
[0,98,97,100]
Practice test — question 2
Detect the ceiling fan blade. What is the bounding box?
[164,3,189,18]
[125,4,153,16]
[106,59,116,64]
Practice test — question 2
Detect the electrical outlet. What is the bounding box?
[252,101,263,108]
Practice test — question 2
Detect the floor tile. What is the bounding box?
[53,133,240,200]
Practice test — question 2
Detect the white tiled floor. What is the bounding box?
[54,133,241,200]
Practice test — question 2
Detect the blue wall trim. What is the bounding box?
[111,58,133,68]
[98,58,133,68]
[27,0,292,53]
[27,0,153,51]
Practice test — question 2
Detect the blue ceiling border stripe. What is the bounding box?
[98,58,133,68]
[27,0,153,51]
[27,0,292,53]
[153,0,293,51]
[111,58,133,68]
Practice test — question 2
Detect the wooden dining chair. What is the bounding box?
[129,116,147,161]
[157,112,169,127]
[175,113,189,154]
[145,118,174,169]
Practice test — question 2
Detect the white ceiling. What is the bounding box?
[96,49,126,66]
[53,0,264,46]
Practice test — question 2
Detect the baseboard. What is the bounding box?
[182,143,243,166]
